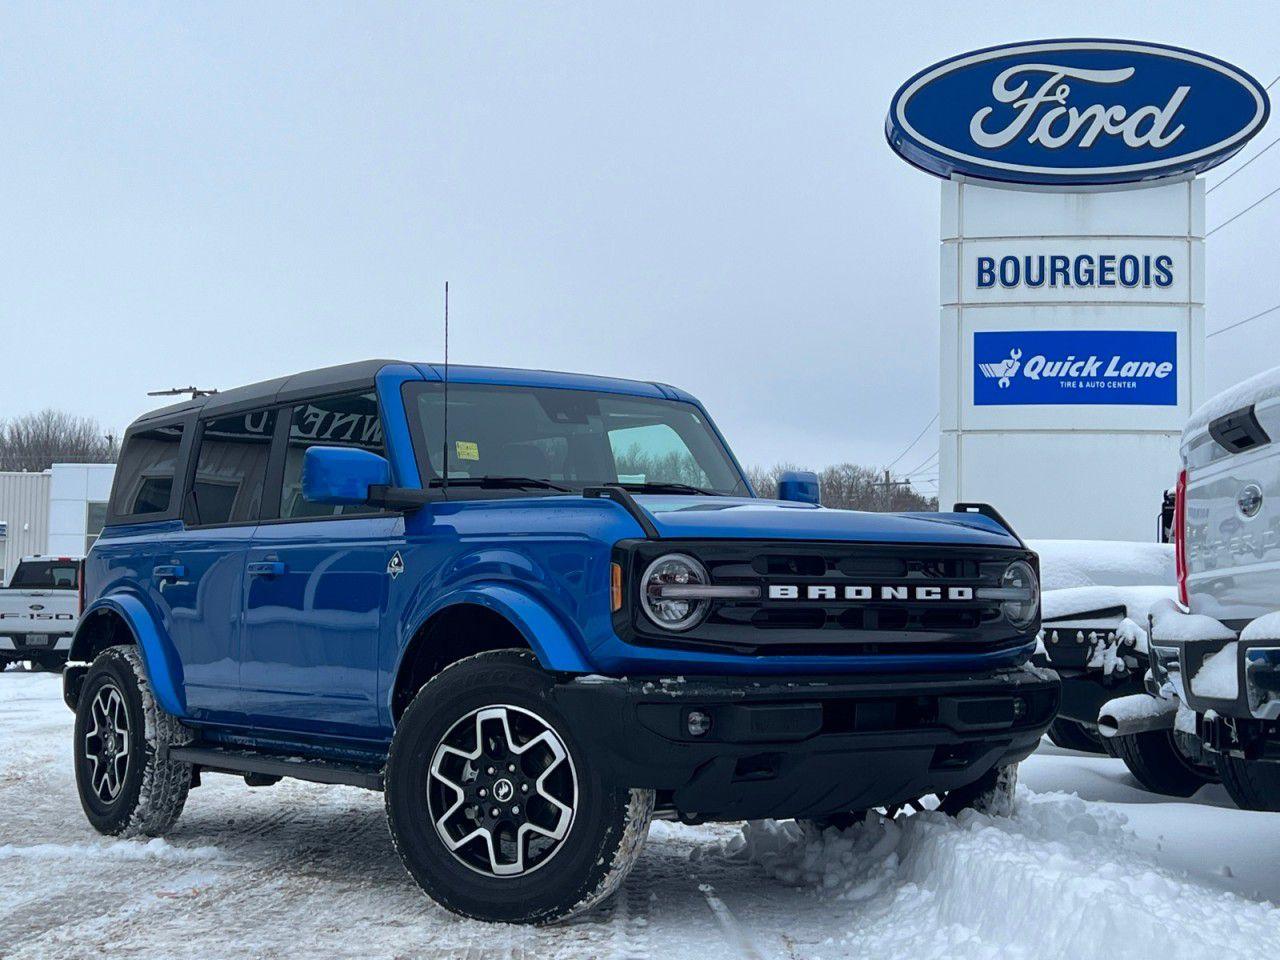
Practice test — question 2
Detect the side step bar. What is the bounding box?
[169,745,384,791]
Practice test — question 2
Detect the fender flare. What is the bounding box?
[399,583,594,676]
[71,595,188,718]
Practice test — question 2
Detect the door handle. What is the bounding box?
[153,564,186,582]
[247,561,287,578]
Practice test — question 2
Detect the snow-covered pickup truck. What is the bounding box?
[1141,365,1280,810]
[1032,540,1218,796]
[0,556,82,670]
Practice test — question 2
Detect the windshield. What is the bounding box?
[8,560,79,590]
[405,382,748,497]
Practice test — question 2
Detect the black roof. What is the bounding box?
[133,359,397,426]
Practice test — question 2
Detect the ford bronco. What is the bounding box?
[63,360,1055,924]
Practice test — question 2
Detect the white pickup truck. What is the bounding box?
[1142,365,1280,810]
[0,556,82,670]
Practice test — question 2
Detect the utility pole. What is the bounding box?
[871,468,911,512]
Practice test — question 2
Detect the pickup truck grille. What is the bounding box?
[615,540,1036,657]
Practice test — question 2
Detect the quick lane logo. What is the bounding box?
[974,330,1177,406]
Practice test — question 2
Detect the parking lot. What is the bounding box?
[4,668,1279,960]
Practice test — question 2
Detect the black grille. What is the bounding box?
[615,540,1037,657]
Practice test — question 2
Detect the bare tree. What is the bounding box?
[0,409,119,472]
[748,461,937,512]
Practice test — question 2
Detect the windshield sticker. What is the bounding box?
[455,441,480,461]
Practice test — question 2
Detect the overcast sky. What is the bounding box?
[3,3,1277,490]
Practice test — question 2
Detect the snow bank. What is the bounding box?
[0,837,222,863]
[1183,363,1280,441]
[1150,598,1236,642]
[1030,540,1174,592]
[1191,642,1240,700]
[724,792,1280,959]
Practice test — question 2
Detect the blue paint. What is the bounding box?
[77,593,188,718]
[974,330,1177,406]
[887,39,1269,185]
[302,446,391,504]
[80,360,1038,753]
[777,470,821,505]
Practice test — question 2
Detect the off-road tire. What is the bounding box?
[385,649,655,925]
[1113,728,1213,797]
[1214,754,1280,811]
[939,762,1019,817]
[1046,717,1107,755]
[73,646,193,837]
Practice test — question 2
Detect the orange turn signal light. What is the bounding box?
[610,562,623,612]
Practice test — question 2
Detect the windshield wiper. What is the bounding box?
[618,481,727,497]
[429,476,572,493]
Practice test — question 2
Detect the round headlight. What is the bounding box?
[640,553,710,631]
[1000,560,1040,629]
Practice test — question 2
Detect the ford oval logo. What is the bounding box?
[886,39,1269,185]
[1238,483,1264,519]
[29,603,44,611]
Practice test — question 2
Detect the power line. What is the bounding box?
[1207,133,1280,195]
[1208,301,1280,338]
[886,412,939,471]
[905,448,939,477]
[1207,182,1280,236]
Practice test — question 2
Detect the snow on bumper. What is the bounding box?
[1147,599,1280,721]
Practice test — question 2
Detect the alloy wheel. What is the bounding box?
[427,704,577,878]
[84,683,131,803]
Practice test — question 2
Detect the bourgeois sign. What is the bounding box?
[886,39,1269,185]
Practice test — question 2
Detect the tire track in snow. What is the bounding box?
[699,883,768,960]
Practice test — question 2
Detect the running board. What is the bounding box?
[169,745,384,791]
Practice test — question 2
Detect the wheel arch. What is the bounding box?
[70,597,187,718]
[390,587,593,724]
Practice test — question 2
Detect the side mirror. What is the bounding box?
[777,470,821,505]
[302,446,391,505]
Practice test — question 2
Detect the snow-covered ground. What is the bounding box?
[4,669,1280,959]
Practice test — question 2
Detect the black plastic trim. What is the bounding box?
[169,745,384,790]
[1208,404,1271,454]
[584,485,660,538]
[952,502,1025,546]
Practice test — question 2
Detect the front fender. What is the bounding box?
[72,595,187,718]
[403,583,595,675]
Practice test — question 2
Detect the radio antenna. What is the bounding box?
[441,281,450,495]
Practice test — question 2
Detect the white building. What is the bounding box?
[0,463,115,584]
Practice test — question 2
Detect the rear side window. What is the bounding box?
[8,560,79,589]
[279,392,385,519]
[189,410,278,526]
[110,424,186,518]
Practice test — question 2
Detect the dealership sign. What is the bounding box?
[887,39,1269,185]
[974,330,1177,405]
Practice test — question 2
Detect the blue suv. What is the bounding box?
[64,360,1055,924]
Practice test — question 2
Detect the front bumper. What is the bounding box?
[552,663,1058,821]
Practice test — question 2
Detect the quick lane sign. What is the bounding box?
[974,330,1176,406]
[886,39,1269,185]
